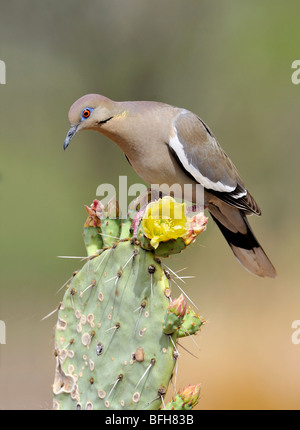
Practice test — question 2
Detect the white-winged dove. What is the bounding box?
[64,94,276,278]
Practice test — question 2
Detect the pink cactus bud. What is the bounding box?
[90,199,105,217]
[179,384,201,407]
[167,294,187,317]
[84,200,104,228]
[183,213,208,245]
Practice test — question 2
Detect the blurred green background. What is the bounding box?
[0,0,300,410]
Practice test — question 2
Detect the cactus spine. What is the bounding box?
[52,195,207,410]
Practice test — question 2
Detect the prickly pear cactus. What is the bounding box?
[52,193,207,410]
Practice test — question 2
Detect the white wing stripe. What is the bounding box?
[232,189,247,199]
[169,131,236,193]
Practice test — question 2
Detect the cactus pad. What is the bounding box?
[52,195,207,410]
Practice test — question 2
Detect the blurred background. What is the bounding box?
[0,0,299,410]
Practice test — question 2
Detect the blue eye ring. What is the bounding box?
[81,107,94,120]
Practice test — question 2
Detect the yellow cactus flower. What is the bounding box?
[141,197,188,249]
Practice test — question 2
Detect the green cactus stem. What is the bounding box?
[178,308,206,338]
[52,194,207,410]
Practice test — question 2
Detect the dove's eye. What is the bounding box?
[81,108,93,119]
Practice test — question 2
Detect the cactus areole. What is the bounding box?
[52,194,207,410]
